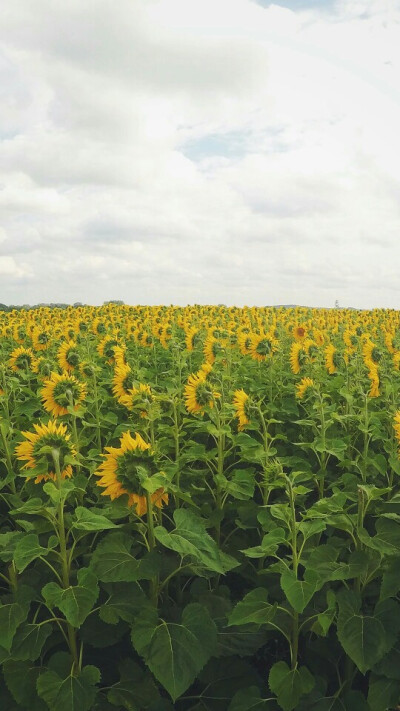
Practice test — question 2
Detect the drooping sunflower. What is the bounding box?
[204,335,221,365]
[367,364,380,398]
[249,333,278,362]
[233,389,251,430]
[184,326,198,351]
[95,431,168,515]
[42,372,87,417]
[184,371,219,415]
[289,342,307,375]
[97,335,121,364]
[296,377,315,400]
[325,344,339,375]
[57,341,80,373]
[32,327,51,352]
[112,362,136,404]
[9,346,38,374]
[362,339,382,368]
[15,420,76,483]
[121,383,153,416]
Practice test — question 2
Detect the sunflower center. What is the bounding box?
[104,340,118,358]
[195,382,212,407]
[256,338,272,356]
[371,348,381,363]
[15,354,32,370]
[67,350,80,366]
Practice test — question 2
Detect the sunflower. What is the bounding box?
[184,327,198,351]
[325,344,339,374]
[293,325,307,341]
[233,389,251,430]
[15,420,76,483]
[9,346,38,374]
[184,371,219,414]
[237,331,253,356]
[95,431,168,515]
[362,339,381,367]
[57,340,80,373]
[296,377,315,400]
[97,335,121,364]
[367,364,380,398]
[121,383,153,416]
[42,372,87,417]
[112,362,136,404]
[289,342,307,375]
[204,335,220,365]
[32,327,51,352]
[249,333,278,362]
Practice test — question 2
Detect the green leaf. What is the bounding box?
[228,589,277,626]
[72,507,119,531]
[359,518,400,556]
[37,665,100,711]
[154,509,238,575]
[380,560,400,601]
[269,661,314,711]
[3,660,47,711]
[0,601,27,651]
[42,569,99,627]
[229,686,276,710]
[107,659,161,710]
[10,622,52,661]
[336,591,387,673]
[91,533,150,582]
[131,603,217,701]
[367,675,400,711]
[99,582,148,624]
[280,570,321,613]
[14,533,49,572]
[241,529,287,558]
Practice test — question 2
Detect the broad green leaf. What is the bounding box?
[280,570,321,613]
[3,660,47,711]
[241,529,287,558]
[269,661,314,711]
[131,603,217,701]
[358,518,400,556]
[37,665,100,711]
[0,601,27,651]
[107,659,161,710]
[91,532,149,582]
[380,561,400,601]
[367,675,400,711]
[14,533,49,572]
[10,622,52,661]
[336,591,387,673]
[154,509,238,574]
[228,589,277,626]
[72,507,119,531]
[100,582,148,624]
[42,569,99,627]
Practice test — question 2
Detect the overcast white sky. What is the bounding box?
[1,0,400,308]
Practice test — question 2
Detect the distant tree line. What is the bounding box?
[0,300,125,311]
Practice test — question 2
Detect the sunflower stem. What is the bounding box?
[52,448,80,674]
[0,421,16,494]
[145,490,158,605]
[91,368,102,451]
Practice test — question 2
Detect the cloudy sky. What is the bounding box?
[1,0,399,308]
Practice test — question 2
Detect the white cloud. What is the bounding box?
[0,0,399,307]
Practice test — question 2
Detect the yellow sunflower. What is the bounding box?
[296,377,315,400]
[204,335,220,365]
[97,335,121,364]
[367,364,380,398]
[393,411,400,447]
[289,342,306,375]
[325,344,338,374]
[237,331,254,356]
[15,420,76,483]
[119,383,152,416]
[32,327,51,352]
[42,372,87,417]
[249,333,278,362]
[233,389,251,430]
[9,346,38,374]
[112,362,136,404]
[184,327,198,351]
[57,340,80,373]
[184,371,219,415]
[362,340,381,367]
[95,431,168,515]
[293,325,307,341]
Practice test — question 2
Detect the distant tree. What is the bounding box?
[104,300,124,305]
[0,303,9,312]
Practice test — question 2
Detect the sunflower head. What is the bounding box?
[95,431,168,515]
[15,420,76,483]
[42,372,87,417]
[233,389,252,430]
[57,341,80,373]
[121,383,153,416]
[296,377,315,400]
[9,346,38,374]
[184,371,220,415]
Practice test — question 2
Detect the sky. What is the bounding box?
[0,0,400,308]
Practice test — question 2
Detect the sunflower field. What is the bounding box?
[1,304,400,711]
